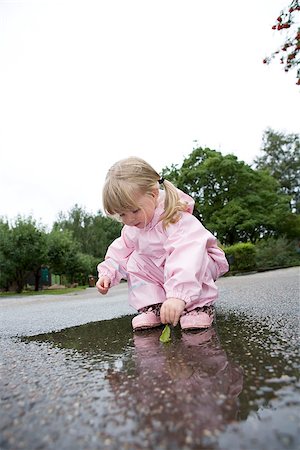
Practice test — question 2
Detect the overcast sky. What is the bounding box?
[0,0,299,229]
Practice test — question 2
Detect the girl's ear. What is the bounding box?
[150,187,159,199]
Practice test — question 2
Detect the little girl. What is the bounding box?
[96,156,229,331]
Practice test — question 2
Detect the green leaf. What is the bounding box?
[159,324,171,343]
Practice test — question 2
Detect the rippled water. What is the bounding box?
[24,312,300,449]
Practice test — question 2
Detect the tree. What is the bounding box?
[47,229,79,279]
[0,220,15,291]
[47,229,99,285]
[263,0,300,85]
[162,147,293,245]
[90,213,122,261]
[53,206,122,260]
[53,205,94,255]
[64,252,99,285]
[0,217,48,292]
[254,128,300,213]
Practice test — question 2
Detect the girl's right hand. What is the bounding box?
[96,276,111,295]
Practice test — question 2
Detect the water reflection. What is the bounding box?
[105,327,243,447]
[25,319,243,448]
[23,312,299,449]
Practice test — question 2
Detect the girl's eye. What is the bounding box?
[132,209,140,214]
[119,213,125,217]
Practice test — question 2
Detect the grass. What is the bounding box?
[0,286,87,297]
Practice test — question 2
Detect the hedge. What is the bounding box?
[224,243,256,272]
[223,238,300,274]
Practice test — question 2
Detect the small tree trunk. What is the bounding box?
[34,267,41,291]
[16,271,24,293]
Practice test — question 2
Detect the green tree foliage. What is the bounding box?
[91,214,122,261]
[0,217,48,292]
[47,229,100,285]
[47,229,79,277]
[53,205,122,260]
[254,128,300,213]
[0,220,15,291]
[72,253,99,284]
[255,236,300,268]
[0,207,122,292]
[162,147,292,245]
[53,205,94,255]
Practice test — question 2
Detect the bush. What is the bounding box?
[255,237,300,269]
[224,243,256,272]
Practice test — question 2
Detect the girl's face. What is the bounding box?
[118,190,158,228]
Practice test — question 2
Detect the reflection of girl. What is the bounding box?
[106,328,243,447]
[97,157,229,331]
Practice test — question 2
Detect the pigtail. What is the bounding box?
[160,179,188,228]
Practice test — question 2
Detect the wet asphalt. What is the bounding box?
[0,267,299,450]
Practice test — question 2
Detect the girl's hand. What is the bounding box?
[96,276,111,295]
[160,298,186,326]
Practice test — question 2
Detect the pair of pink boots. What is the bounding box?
[132,304,215,331]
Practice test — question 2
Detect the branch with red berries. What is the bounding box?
[263,0,300,85]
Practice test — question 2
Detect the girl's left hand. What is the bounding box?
[160,298,186,326]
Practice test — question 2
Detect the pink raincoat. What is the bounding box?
[97,189,229,311]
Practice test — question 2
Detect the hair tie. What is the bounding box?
[158,177,165,185]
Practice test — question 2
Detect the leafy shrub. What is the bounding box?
[224,243,256,272]
[255,237,300,269]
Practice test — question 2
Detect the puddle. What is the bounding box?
[23,313,300,449]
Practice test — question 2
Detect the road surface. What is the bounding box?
[0,267,299,450]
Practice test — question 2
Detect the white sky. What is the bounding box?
[0,0,299,230]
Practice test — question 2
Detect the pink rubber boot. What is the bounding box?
[180,305,215,330]
[132,304,162,331]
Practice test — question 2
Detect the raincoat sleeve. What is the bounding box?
[163,212,228,304]
[97,227,135,286]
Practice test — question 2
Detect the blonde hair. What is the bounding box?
[103,156,188,228]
